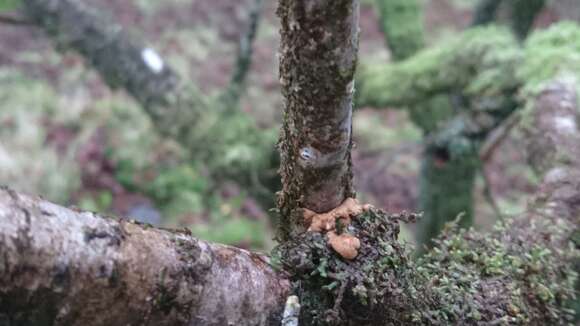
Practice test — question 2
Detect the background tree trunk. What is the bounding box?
[369,0,481,249]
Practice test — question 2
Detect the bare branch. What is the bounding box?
[0,187,289,325]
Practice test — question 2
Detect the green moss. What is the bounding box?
[375,0,425,61]
[273,209,420,325]
[274,206,578,325]
[356,26,520,109]
[0,72,80,204]
[416,219,579,324]
[520,22,580,94]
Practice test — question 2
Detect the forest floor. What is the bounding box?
[0,0,562,249]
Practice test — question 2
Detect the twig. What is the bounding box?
[220,0,264,108]
[480,165,504,221]
[479,112,521,162]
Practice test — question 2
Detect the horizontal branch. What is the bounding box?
[0,187,289,325]
[355,25,521,109]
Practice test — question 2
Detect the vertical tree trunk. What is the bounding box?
[373,0,477,249]
[510,0,545,40]
[416,150,478,247]
[277,0,359,241]
[471,0,503,26]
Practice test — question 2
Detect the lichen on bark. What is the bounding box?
[276,0,360,241]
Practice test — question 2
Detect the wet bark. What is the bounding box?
[276,0,359,241]
[0,187,289,326]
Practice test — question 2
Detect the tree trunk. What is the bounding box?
[510,0,545,40]
[471,0,503,26]
[366,1,497,250]
[0,187,289,326]
[276,0,359,241]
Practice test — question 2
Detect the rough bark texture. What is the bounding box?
[277,0,359,241]
[0,77,577,325]
[0,187,289,326]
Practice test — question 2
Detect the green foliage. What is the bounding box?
[356,26,521,109]
[274,209,420,325]
[78,191,113,213]
[275,205,577,325]
[520,22,580,94]
[192,216,267,249]
[0,0,20,12]
[416,219,578,324]
[375,0,425,61]
[0,72,80,204]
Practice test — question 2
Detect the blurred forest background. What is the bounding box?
[0,0,577,251]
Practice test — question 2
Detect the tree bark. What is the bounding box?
[0,187,289,326]
[277,0,359,240]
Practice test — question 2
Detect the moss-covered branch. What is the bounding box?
[355,26,521,109]
[21,0,277,190]
[375,0,424,61]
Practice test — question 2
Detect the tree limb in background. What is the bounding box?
[220,0,264,109]
[0,187,289,325]
[472,0,546,39]
[375,0,424,61]
[471,0,503,26]
[0,12,30,25]
[372,0,488,251]
[356,26,521,109]
[21,0,276,192]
